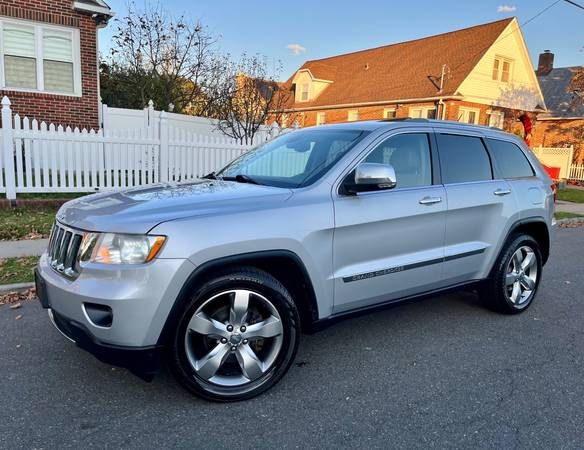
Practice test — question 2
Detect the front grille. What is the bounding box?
[47,223,83,278]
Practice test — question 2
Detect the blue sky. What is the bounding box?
[100,0,583,79]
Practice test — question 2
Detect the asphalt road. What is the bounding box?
[1,228,583,449]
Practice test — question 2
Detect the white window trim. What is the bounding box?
[487,110,505,129]
[458,107,481,125]
[383,107,396,119]
[408,106,436,119]
[316,112,325,125]
[0,17,82,97]
[492,55,514,84]
[347,110,359,122]
[299,82,310,102]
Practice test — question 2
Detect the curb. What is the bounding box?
[0,282,35,294]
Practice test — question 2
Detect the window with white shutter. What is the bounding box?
[3,25,37,89]
[0,19,81,96]
[43,30,74,93]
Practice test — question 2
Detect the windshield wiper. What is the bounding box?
[202,171,219,180]
[222,174,262,185]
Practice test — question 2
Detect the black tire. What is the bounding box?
[169,267,300,402]
[479,233,542,314]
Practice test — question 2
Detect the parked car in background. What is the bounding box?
[35,119,555,401]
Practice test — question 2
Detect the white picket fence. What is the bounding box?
[0,97,289,201]
[570,164,584,181]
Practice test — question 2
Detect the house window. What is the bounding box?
[458,107,481,125]
[0,19,81,96]
[409,107,436,119]
[316,112,326,125]
[488,110,505,129]
[492,57,512,83]
[383,108,396,119]
[347,110,359,122]
[300,83,309,101]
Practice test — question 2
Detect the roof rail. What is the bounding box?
[379,118,430,123]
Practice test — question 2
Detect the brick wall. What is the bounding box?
[0,0,100,130]
[532,118,584,163]
[291,100,521,128]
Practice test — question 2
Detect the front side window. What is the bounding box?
[218,128,367,188]
[437,134,492,184]
[1,20,79,95]
[486,138,534,179]
[364,133,432,189]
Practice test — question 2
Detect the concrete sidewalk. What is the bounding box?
[556,200,584,215]
[0,239,48,258]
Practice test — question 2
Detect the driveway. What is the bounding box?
[1,228,583,449]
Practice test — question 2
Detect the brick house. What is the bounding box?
[532,51,584,163]
[276,18,545,132]
[0,0,113,130]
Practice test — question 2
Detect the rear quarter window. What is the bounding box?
[486,138,535,179]
[436,134,492,184]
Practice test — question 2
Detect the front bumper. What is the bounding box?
[47,306,162,381]
[36,252,196,377]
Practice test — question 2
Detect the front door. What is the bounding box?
[332,131,447,313]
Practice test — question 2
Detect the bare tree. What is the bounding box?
[107,1,225,114]
[215,54,291,144]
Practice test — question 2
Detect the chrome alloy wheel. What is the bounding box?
[505,245,538,306]
[184,289,284,387]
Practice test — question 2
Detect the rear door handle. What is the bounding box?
[494,189,511,196]
[419,196,442,205]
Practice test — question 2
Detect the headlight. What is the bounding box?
[79,233,166,265]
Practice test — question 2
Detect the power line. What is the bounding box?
[563,0,584,10]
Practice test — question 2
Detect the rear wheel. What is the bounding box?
[480,234,542,314]
[169,268,300,401]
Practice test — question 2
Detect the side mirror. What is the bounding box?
[344,163,397,195]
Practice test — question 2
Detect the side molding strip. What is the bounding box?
[342,248,485,283]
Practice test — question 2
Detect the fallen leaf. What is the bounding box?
[15,315,22,320]
[9,302,22,310]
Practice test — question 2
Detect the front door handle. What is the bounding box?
[419,196,442,205]
[494,189,512,196]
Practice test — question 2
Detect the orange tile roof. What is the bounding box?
[283,18,514,109]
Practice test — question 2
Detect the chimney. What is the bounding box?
[537,50,554,76]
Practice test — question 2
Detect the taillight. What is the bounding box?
[551,183,557,202]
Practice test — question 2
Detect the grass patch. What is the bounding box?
[14,192,89,200]
[554,211,584,220]
[0,206,58,241]
[557,189,584,203]
[0,257,38,284]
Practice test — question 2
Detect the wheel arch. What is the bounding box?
[491,217,550,276]
[158,250,320,345]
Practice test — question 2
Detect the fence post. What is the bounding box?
[159,110,169,182]
[2,96,16,205]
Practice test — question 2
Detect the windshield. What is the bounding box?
[216,128,368,188]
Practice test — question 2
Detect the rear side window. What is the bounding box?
[486,139,534,179]
[437,134,492,184]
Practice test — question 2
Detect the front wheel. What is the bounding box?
[480,234,542,314]
[169,268,300,401]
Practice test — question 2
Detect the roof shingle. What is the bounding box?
[284,18,514,109]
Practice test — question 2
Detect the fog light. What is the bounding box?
[83,303,113,328]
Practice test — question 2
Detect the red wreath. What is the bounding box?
[518,114,532,146]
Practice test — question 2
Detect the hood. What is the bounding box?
[57,180,293,234]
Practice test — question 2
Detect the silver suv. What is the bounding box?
[36,119,555,401]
